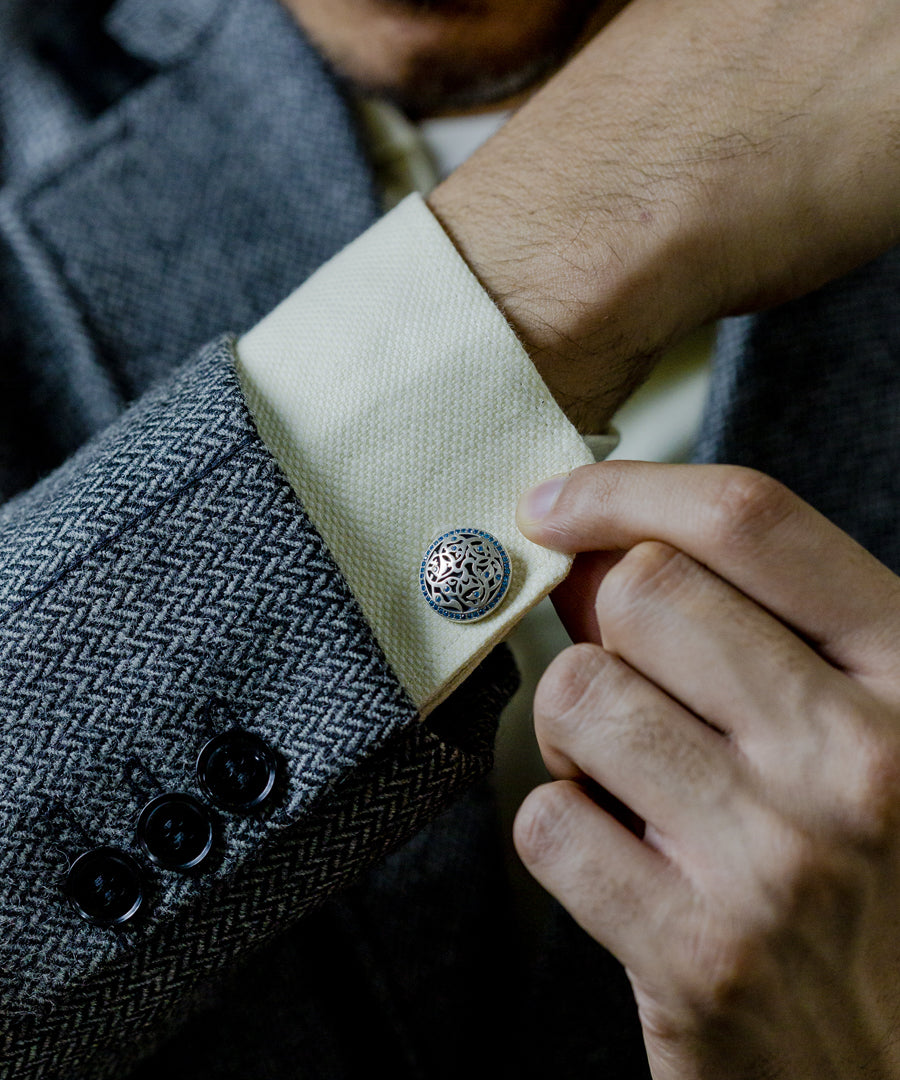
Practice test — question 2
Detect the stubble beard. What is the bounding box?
[308,0,606,118]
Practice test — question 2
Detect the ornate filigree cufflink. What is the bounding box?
[420,529,511,622]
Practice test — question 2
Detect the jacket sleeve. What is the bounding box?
[0,335,517,1077]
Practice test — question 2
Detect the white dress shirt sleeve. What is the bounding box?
[236,193,608,717]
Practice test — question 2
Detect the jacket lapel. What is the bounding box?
[2,0,380,432]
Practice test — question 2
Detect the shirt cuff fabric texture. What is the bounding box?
[236,193,595,717]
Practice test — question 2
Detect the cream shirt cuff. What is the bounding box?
[235,193,606,717]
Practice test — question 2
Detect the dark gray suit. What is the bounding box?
[0,0,897,1076]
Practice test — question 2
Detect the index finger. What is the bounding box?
[517,461,900,678]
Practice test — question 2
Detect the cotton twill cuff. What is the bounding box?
[236,193,597,716]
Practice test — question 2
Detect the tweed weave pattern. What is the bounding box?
[0,337,514,1074]
[0,3,520,1073]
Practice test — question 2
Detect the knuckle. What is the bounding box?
[598,540,687,621]
[621,707,729,796]
[513,782,578,869]
[769,840,864,945]
[534,643,608,737]
[838,720,900,846]
[760,818,822,903]
[696,933,774,1021]
[631,996,693,1053]
[671,827,823,1016]
[706,468,796,553]
[747,808,864,939]
[670,798,885,1027]
[671,911,772,1022]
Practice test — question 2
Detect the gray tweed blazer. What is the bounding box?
[0,0,897,1076]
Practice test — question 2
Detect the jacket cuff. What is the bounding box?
[0,338,510,1072]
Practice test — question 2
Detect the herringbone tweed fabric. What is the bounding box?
[0,336,517,1075]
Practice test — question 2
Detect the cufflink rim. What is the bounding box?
[419,527,512,623]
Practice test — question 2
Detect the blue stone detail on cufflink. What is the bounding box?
[420,529,512,622]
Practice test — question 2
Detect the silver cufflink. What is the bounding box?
[420,529,511,622]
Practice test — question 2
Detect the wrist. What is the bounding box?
[428,167,714,433]
[426,64,719,432]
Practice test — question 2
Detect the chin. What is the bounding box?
[281,0,613,117]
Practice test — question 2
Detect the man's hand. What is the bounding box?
[514,461,900,1079]
[428,0,900,430]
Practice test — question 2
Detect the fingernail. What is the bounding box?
[517,473,568,529]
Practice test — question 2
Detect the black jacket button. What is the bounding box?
[196,730,277,812]
[136,792,215,871]
[63,847,145,927]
